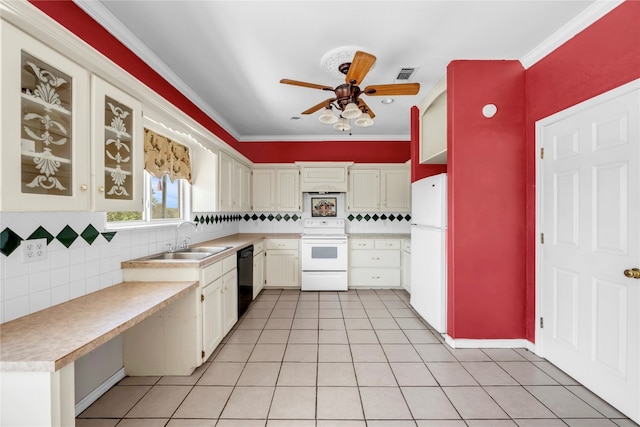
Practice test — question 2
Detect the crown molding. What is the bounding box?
[520,0,624,69]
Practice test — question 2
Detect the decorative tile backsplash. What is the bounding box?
[347,213,411,222]
[1,224,117,256]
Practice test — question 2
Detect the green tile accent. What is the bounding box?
[56,225,79,248]
[1,228,23,256]
[356,214,363,221]
[364,214,371,221]
[81,224,100,245]
[292,214,299,221]
[28,226,54,245]
[101,231,117,242]
[275,214,282,221]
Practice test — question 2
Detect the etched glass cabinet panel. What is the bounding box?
[1,21,90,211]
[91,76,143,212]
[20,51,73,196]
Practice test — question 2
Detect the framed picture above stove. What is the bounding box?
[311,197,337,217]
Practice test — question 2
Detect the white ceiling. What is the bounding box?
[75,0,598,143]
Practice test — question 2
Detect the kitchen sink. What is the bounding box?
[183,246,232,254]
[137,246,232,262]
[142,252,215,261]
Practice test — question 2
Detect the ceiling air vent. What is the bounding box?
[395,67,418,81]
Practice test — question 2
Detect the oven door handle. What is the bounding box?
[302,239,347,245]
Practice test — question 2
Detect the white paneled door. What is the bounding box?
[539,81,640,423]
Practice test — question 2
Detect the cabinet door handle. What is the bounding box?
[80,184,88,191]
[372,276,380,279]
[98,186,105,193]
[371,257,380,260]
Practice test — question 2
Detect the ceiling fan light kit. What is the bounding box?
[318,108,339,124]
[281,50,419,131]
[342,102,362,119]
[354,112,374,128]
[334,117,351,132]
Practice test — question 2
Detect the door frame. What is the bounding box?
[535,78,640,357]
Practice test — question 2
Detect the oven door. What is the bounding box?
[301,237,348,271]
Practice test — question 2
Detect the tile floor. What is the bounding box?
[77,288,638,427]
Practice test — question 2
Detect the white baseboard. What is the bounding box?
[75,367,126,416]
[445,335,535,351]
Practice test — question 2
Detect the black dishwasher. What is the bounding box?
[237,245,253,317]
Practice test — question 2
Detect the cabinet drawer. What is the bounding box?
[375,239,400,250]
[350,268,400,287]
[253,240,265,255]
[266,239,299,250]
[401,240,411,252]
[223,254,236,274]
[202,260,223,284]
[350,250,400,268]
[350,239,374,249]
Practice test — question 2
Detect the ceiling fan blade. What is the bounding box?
[280,79,334,91]
[345,51,376,85]
[301,98,334,115]
[358,99,376,118]
[363,83,420,96]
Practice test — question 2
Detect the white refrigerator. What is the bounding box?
[410,173,447,334]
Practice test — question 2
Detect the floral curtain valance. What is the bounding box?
[144,128,192,183]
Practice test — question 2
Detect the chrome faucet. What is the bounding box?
[170,221,199,252]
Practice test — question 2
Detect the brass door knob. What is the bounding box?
[623,268,640,279]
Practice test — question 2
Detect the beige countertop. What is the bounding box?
[0,280,197,372]
[121,233,300,269]
[349,233,411,239]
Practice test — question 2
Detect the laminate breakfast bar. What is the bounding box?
[0,280,198,427]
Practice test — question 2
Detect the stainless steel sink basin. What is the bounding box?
[143,252,214,261]
[183,246,232,254]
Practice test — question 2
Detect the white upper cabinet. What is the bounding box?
[381,168,411,212]
[1,22,90,211]
[297,162,352,192]
[252,169,275,211]
[191,148,219,212]
[218,151,251,212]
[252,166,301,212]
[1,22,145,213]
[419,75,447,164]
[276,168,301,212]
[218,151,234,212]
[235,161,251,211]
[347,169,380,212]
[91,76,143,212]
[347,165,410,213]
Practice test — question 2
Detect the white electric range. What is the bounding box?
[300,218,348,291]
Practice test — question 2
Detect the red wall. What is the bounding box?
[524,0,640,341]
[239,140,410,164]
[410,107,447,182]
[28,0,410,164]
[447,60,527,339]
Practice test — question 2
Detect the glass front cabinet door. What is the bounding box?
[91,76,143,212]
[1,22,90,211]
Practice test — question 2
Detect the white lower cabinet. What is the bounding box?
[221,256,238,335]
[253,240,266,298]
[265,239,300,288]
[201,277,223,360]
[349,238,401,288]
[122,253,238,373]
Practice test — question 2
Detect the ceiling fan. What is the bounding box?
[280,51,420,130]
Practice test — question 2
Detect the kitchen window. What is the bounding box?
[107,126,193,227]
[106,170,191,226]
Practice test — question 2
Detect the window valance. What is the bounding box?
[144,128,192,183]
